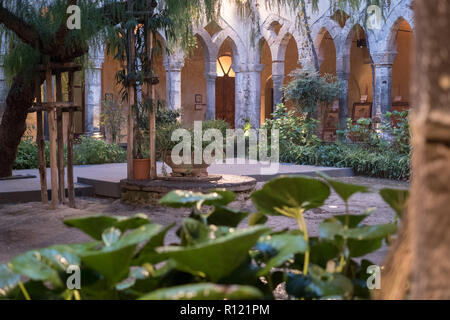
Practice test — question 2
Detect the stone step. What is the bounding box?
[0,183,93,204]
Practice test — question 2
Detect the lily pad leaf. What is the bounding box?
[380,188,409,218]
[179,218,210,246]
[204,189,236,206]
[139,283,263,300]
[347,238,383,258]
[286,272,353,300]
[64,214,150,240]
[102,228,121,247]
[318,172,369,202]
[114,214,151,232]
[9,252,61,287]
[251,177,331,216]
[116,267,151,291]
[159,190,223,208]
[297,238,340,268]
[343,224,397,241]
[320,221,397,241]
[113,224,162,249]
[8,244,83,288]
[80,224,163,283]
[157,226,269,282]
[334,208,375,228]
[257,233,309,276]
[81,245,137,284]
[134,223,176,265]
[0,264,20,297]
[319,221,345,240]
[207,206,248,228]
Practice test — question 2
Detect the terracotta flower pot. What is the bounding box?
[133,158,150,180]
[164,152,210,177]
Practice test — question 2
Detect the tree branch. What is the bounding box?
[0,3,42,51]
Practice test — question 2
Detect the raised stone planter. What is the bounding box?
[120,174,257,205]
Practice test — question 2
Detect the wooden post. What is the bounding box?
[148,31,157,180]
[35,82,48,204]
[67,71,75,208]
[55,72,65,204]
[126,5,136,180]
[46,68,59,209]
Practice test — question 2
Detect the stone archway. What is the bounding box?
[215,37,237,128]
[259,37,273,123]
[391,19,414,110]
[316,27,338,140]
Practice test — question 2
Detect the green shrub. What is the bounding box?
[381,110,411,155]
[14,136,126,169]
[73,136,126,165]
[153,120,230,160]
[282,68,339,115]
[266,107,411,180]
[281,142,410,180]
[262,104,320,147]
[0,177,408,300]
[13,137,50,170]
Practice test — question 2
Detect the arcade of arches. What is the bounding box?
[1,0,414,143]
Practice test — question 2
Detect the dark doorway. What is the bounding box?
[215,76,235,128]
[215,51,235,128]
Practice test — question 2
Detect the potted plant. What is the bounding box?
[156,120,229,177]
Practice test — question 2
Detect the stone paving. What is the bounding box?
[1,161,352,193]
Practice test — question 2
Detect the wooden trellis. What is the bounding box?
[126,0,158,181]
[29,62,82,209]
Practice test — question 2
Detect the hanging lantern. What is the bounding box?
[217,53,235,77]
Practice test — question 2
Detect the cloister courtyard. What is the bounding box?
[0,0,449,303]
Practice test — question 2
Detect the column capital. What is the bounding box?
[88,58,104,69]
[336,71,350,80]
[371,51,397,66]
[164,52,185,71]
[336,53,350,76]
[272,60,285,76]
[87,45,105,69]
[164,60,185,71]
[205,72,217,81]
[234,63,264,73]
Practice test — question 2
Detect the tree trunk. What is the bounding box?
[0,75,39,177]
[374,211,412,300]
[380,0,450,299]
[408,0,450,299]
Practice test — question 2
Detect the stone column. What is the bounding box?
[271,60,285,107]
[164,53,185,111]
[372,52,397,116]
[205,66,216,120]
[234,63,264,129]
[336,53,351,131]
[84,46,105,135]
